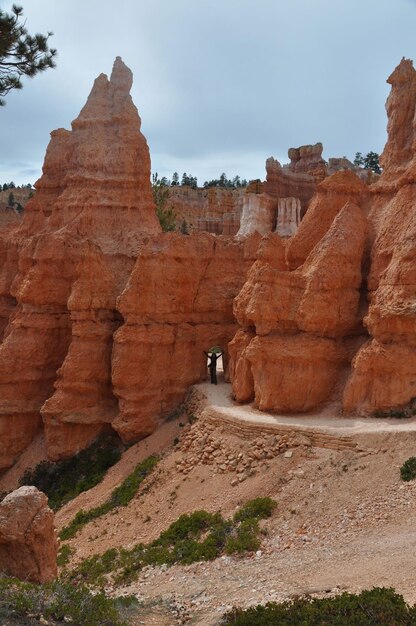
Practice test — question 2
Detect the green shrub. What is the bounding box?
[226,519,261,554]
[109,455,158,507]
[20,434,123,511]
[0,576,126,626]
[57,543,75,567]
[66,498,276,586]
[233,497,276,523]
[221,587,416,625]
[400,456,416,482]
[60,455,158,540]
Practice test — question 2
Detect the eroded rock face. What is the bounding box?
[0,57,161,468]
[112,232,259,441]
[343,60,416,413]
[379,58,416,179]
[1,56,416,471]
[168,186,244,235]
[237,193,277,237]
[231,57,416,416]
[246,334,348,412]
[230,199,367,412]
[288,142,326,176]
[275,197,301,237]
[0,486,57,582]
[0,51,259,468]
[264,157,317,215]
[286,170,369,270]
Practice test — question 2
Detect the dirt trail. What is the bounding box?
[201,380,416,435]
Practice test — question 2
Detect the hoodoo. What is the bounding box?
[1,58,416,473]
[0,58,258,469]
[230,57,416,418]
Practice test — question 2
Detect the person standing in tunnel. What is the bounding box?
[204,350,223,385]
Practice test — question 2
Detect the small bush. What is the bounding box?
[0,576,126,626]
[57,544,75,567]
[60,455,158,540]
[221,587,416,625]
[20,434,123,511]
[226,519,261,554]
[233,497,276,523]
[400,456,416,482]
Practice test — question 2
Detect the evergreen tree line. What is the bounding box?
[156,172,248,190]
[1,182,32,191]
[0,183,32,213]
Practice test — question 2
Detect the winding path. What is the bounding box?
[197,380,416,436]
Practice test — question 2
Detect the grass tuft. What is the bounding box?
[56,544,75,567]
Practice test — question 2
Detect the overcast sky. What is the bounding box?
[1,0,416,186]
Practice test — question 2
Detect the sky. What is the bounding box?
[1,0,416,186]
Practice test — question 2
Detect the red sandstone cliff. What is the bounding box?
[230,197,368,412]
[111,232,258,442]
[0,59,258,469]
[342,59,416,414]
[231,58,416,417]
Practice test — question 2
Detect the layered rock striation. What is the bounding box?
[0,58,258,469]
[112,232,258,441]
[230,199,368,412]
[231,58,416,417]
[343,59,416,414]
[1,57,416,473]
[0,56,161,468]
[168,186,244,235]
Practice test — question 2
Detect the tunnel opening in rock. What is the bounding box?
[205,345,226,385]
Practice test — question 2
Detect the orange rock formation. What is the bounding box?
[0,486,57,582]
[0,58,258,469]
[231,198,368,412]
[343,58,416,414]
[1,57,416,473]
[231,57,416,417]
[168,186,244,235]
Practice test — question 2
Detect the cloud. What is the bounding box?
[0,0,415,184]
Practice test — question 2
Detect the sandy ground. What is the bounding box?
[5,381,416,625]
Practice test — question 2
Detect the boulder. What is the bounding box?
[0,486,57,582]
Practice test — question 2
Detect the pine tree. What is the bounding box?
[354,152,364,166]
[0,4,57,105]
[364,151,382,174]
[353,151,381,174]
[152,173,176,232]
